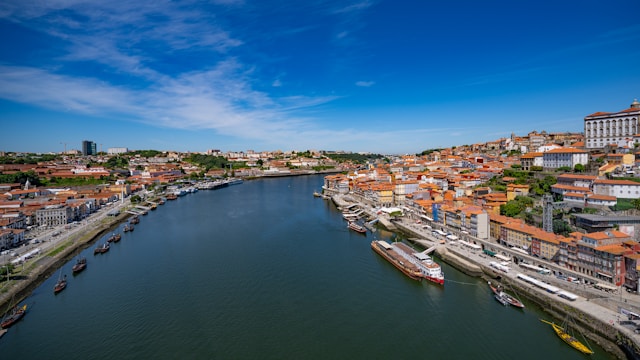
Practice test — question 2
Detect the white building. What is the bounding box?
[593,179,640,199]
[107,147,129,154]
[584,99,640,150]
[542,148,589,170]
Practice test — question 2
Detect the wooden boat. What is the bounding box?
[488,281,525,308]
[348,221,367,234]
[123,224,134,232]
[54,273,67,294]
[1,304,27,329]
[94,243,110,254]
[72,257,87,274]
[540,319,594,355]
[130,215,140,224]
[165,193,177,200]
[107,233,121,243]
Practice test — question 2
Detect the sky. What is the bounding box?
[0,0,639,155]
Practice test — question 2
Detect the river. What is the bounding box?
[0,175,617,359]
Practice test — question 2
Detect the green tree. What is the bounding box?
[573,164,585,173]
[500,202,522,217]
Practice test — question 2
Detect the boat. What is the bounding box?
[495,293,510,306]
[540,319,594,355]
[54,273,67,294]
[94,243,110,254]
[123,224,134,232]
[165,193,177,201]
[348,221,367,234]
[72,257,87,274]
[0,328,6,338]
[488,281,525,309]
[107,233,121,243]
[1,304,27,329]
[371,241,424,281]
[130,215,140,224]
[313,191,322,198]
[402,243,444,285]
[411,250,445,286]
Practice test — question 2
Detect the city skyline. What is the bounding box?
[0,1,639,154]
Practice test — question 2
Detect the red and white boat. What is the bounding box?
[348,221,367,234]
[393,242,445,286]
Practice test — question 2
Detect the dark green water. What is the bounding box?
[0,175,618,359]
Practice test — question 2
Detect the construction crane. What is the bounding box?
[60,142,67,154]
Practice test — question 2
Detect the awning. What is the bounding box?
[597,272,613,278]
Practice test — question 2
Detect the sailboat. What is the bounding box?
[488,281,525,309]
[1,299,27,329]
[94,242,110,254]
[72,256,87,274]
[54,272,67,294]
[540,318,594,355]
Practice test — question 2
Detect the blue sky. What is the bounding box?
[1,0,639,155]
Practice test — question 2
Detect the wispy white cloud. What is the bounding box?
[355,80,375,87]
[333,1,375,14]
[0,0,350,147]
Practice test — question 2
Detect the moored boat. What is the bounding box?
[107,233,121,243]
[396,242,445,285]
[1,304,27,329]
[371,241,424,280]
[54,274,67,294]
[488,281,525,308]
[495,293,509,306]
[123,224,134,232]
[130,215,140,224]
[165,193,177,200]
[72,257,87,274]
[94,243,110,254]
[348,221,367,234]
[540,319,594,355]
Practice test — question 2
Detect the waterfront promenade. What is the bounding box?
[0,176,625,359]
[0,199,132,313]
[331,193,640,358]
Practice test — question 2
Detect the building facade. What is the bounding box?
[82,140,97,156]
[584,99,640,150]
[542,148,589,170]
[35,205,72,227]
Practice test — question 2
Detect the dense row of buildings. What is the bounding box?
[321,100,640,290]
[2,99,640,288]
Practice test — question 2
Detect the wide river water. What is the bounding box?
[0,175,618,359]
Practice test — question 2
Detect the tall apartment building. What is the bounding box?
[584,99,640,149]
[82,140,97,156]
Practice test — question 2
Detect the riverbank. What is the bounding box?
[0,207,133,316]
[330,193,639,359]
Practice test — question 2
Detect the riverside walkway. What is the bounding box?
[329,193,640,357]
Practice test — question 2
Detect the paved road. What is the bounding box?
[1,200,131,270]
[392,216,640,346]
